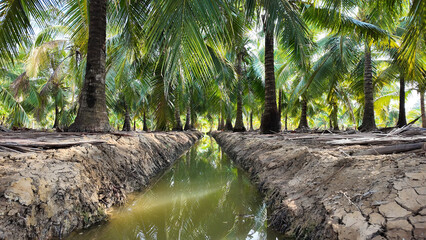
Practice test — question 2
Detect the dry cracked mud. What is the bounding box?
[212,131,426,240]
[0,131,203,240]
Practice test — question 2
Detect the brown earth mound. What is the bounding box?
[0,131,202,240]
[212,131,426,240]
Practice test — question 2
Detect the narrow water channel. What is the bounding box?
[67,137,285,240]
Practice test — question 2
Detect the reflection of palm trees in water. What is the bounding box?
[142,138,263,239]
[66,137,284,240]
[235,168,254,239]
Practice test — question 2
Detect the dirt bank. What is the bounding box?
[0,131,203,240]
[212,131,425,240]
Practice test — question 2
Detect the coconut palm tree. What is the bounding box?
[0,18,81,129]
[68,0,110,132]
[244,0,312,134]
[233,50,247,132]
[172,75,184,131]
[2,0,424,132]
[230,32,251,132]
[304,0,401,131]
[63,0,233,132]
[397,0,426,127]
[0,71,38,128]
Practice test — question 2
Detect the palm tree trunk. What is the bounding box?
[260,25,280,134]
[217,116,221,130]
[69,0,110,132]
[249,111,253,131]
[297,97,309,130]
[278,89,283,129]
[122,102,131,131]
[396,74,407,127]
[331,102,339,130]
[184,105,191,130]
[53,103,59,129]
[234,53,246,132]
[359,43,376,132]
[190,111,196,129]
[143,110,148,131]
[133,119,136,131]
[173,94,183,131]
[225,118,233,131]
[219,112,224,130]
[421,89,425,128]
[246,114,249,131]
[284,113,288,131]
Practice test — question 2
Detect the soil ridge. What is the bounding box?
[212,131,425,240]
[0,131,203,239]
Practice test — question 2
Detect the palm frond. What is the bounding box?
[0,0,56,67]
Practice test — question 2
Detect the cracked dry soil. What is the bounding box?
[0,131,202,240]
[212,131,426,240]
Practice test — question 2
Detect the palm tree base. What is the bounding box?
[68,98,111,132]
[233,118,246,132]
[172,126,183,131]
[233,126,246,132]
[296,126,310,133]
[122,121,131,131]
[260,110,280,134]
[224,119,233,131]
[184,124,194,131]
[122,115,131,131]
[68,121,111,132]
[396,120,407,128]
[358,123,377,132]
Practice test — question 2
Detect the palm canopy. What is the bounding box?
[143,0,235,87]
[0,0,57,68]
[245,0,313,69]
[0,0,424,131]
[399,0,425,75]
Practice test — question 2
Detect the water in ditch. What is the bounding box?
[66,137,285,240]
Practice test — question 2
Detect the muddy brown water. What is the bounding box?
[66,137,286,240]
